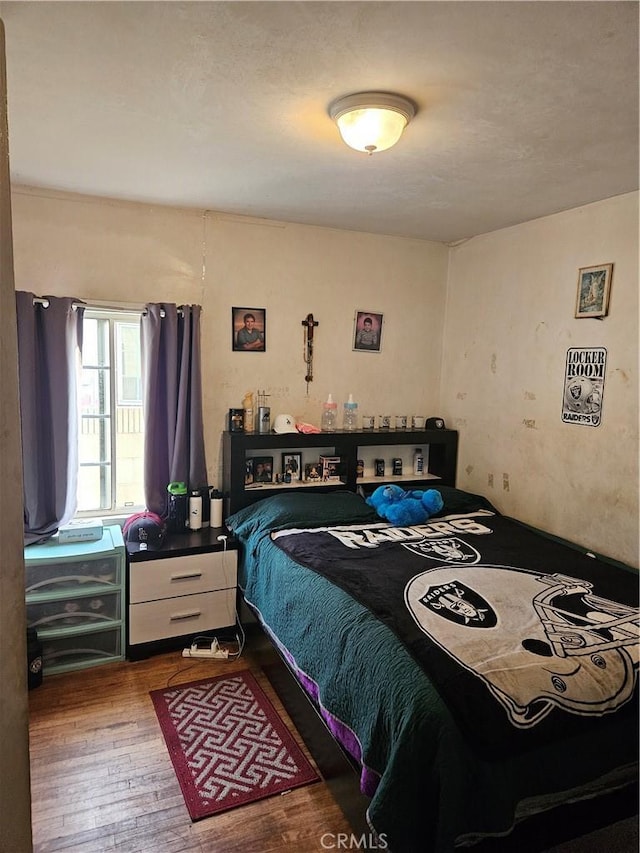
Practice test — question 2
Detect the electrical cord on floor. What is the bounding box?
[187,612,246,660]
[165,615,245,687]
[165,532,245,684]
[166,663,201,687]
[183,532,245,659]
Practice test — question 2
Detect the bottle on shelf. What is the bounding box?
[321,393,338,432]
[167,481,188,532]
[413,448,424,475]
[243,391,254,433]
[210,489,224,528]
[343,393,358,431]
[188,490,202,530]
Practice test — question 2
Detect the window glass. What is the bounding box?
[117,322,142,405]
[82,317,110,367]
[77,463,112,512]
[78,418,111,465]
[77,309,144,515]
[79,369,111,417]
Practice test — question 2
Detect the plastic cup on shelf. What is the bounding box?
[362,414,375,430]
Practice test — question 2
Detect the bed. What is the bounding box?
[226,487,639,852]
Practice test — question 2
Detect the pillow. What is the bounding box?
[227,491,380,538]
[227,487,497,539]
[431,485,498,516]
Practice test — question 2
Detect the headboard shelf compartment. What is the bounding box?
[222,428,458,514]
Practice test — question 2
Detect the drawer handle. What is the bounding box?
[170,571,203,581]
[169,610,202,621]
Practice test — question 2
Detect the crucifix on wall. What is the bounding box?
[301,313,319,393]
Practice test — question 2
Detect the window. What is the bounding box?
[77,308,145,515]
[117,322,142,405]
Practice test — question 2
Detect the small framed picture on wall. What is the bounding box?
[353,310,383,352]
[575,264,613,319]
[232,307,266,351]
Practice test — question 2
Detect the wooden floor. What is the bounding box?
[28,637,356,853]
[28,632,639,853]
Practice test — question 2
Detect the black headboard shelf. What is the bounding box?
[222,428,458,515]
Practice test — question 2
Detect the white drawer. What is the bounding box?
[129,550,237,604]
[129,589,236,645]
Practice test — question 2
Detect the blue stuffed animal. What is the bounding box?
[366,484,444,526]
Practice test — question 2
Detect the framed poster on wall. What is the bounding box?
[353,310,383,352]
[232,307,266,351]
[575,264,613,319]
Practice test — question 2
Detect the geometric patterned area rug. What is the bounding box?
[150,670,319,820]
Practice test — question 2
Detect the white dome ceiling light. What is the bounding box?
[329,92,416,154]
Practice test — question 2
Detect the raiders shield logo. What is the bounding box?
[418,579,497,628]
[403,537,480,565]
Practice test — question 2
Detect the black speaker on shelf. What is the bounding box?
[426,417,446,429]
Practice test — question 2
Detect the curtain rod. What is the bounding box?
[31,297,186,316]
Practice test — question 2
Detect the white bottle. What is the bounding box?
[210,490,224,528]
[413,448,424,476]
[343,394,358,431]
[188,490,202,530]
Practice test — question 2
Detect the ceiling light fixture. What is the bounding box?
[329,92,416,154]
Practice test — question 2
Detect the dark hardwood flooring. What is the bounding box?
[28,635,356,853]
[28,630,638,852]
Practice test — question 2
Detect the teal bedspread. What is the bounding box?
[228,491,638,852]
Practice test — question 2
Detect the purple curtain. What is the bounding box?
[15,292,85,545]
[141,303,207,517]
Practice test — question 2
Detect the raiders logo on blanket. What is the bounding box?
[405,565,639,728]
[403,537,480,564]
[418,579,497,627]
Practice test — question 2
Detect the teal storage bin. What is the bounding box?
[24,525,126,675]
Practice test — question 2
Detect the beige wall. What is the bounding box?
[10,187,449,488]
[440,192,639,567]
[10,187,638,568]
[0,20,33,853]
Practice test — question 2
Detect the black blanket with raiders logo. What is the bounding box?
[272,511,639,758]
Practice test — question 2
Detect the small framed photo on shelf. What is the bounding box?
[319,455,342,481]
[253,456,273,483]
[244,459,254,485]
[304,461,322,482]
[281,452,302,482]
[575,264,613,319]
[353,310,383,352]
[232,307,266,351]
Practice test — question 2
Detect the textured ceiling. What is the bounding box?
[0,1,638,243]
